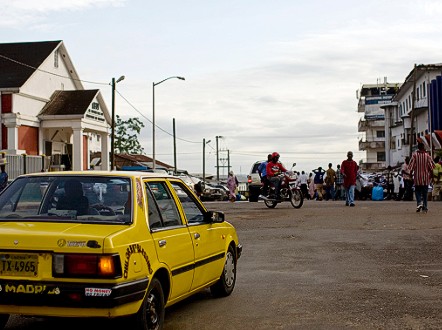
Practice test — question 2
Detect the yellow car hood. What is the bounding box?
[0,221,128,252]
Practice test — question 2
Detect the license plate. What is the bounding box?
[0,254,38,277]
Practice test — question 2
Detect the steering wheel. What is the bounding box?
[91,204,116,216]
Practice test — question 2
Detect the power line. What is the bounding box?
[116,90,201,144]
[0,53,109,86]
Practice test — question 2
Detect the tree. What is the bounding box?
[115,115,145,154]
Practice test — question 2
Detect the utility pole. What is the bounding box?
[409,64,417,156]
[216,136,220,181]
[173,118,177,175]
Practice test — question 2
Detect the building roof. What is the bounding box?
[115,154,173,169]
[39,90,100,116]
[0,40,62,89]
[393,63,442,101]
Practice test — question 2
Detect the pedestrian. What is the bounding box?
[308,173,315,200]
[298,171,309,199]
[401,156,413,201]
[227,171,238,202]
[383,166,394,200]
[324,163,336,201]
[0,158,8,192]
[312,167,325,200]
[340,151,358,207]
[408,142,435,213]
[335,164,344,200]
[258,154,272,198]
[431,156,442,201]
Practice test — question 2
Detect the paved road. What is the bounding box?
[5,199,442,329]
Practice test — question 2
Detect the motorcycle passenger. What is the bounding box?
[266,152,287,201]
[258,154,272,198]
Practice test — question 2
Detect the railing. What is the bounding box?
[359,140,386,150]
[3,154,50,181]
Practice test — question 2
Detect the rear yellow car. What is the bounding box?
[0,171,242,330]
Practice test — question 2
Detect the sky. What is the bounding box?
[2,0,442,176]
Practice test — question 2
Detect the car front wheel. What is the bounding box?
[135,278,165,330]
[210,245,236,297]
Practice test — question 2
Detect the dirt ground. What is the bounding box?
[5,199,442,330]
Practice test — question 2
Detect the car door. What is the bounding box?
[144,180,195,300]
[169,181,226,291]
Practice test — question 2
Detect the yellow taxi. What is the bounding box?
[0,171,242,329]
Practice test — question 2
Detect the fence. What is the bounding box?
[3,154,50,181]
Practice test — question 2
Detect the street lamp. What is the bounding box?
[111,75,125,170]
[203,138,211,185]
[152,76,185,170]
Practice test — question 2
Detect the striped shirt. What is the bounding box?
[408,150,435,186]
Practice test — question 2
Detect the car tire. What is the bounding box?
[135,278,165,330]
[0,314,9,330]
[210,245,236,297]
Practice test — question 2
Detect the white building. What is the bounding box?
[357,79,401,171]
[0,40,110,171]
[383,64,442,167]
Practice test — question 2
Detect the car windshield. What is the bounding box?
[0,175,132,224]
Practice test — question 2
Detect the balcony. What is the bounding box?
[359,140,385,151]
[358,119,386,132]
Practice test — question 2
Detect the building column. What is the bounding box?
[100,132,110,171]
[72,128,84,171]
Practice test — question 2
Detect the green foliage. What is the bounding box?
[115,115,145,154]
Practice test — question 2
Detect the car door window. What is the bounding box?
[146,182,181,228]
[170,182,205,223]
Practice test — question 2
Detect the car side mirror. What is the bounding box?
[204,210,225,223]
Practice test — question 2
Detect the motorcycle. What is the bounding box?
[261,163,303,209]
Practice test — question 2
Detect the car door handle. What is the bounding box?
[158,240,167,247]
[194,233,200,239]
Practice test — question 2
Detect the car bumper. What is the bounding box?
[0,277,148,309]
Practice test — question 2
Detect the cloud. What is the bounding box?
[0,0,126,28]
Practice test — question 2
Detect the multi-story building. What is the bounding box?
[383,64,442,167]
[357,79,400,171]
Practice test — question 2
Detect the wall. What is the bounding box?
[18,126,39,155]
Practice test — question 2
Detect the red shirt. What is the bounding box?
[408,150,434,186]
[266,161,287,178]
[340,159,358,187]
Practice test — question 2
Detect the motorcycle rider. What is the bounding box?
[266,152,287,201]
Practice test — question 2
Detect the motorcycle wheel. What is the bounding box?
[264,199,278,208]
[289,189,303,209]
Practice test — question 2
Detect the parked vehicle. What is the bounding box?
[0,171,242,330]
[247,160,264,202]
[262,163,303,209]
[201,182,228,201]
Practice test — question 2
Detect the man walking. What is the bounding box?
[408,142,435,213]
[340,151,358,207]
[324,163,336,201]
[335,164,344,200]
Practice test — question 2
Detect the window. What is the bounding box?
[54,50,59,68]
[146,182,181,228]
[170,182,205,223]
[376,130,385,138]
[377,152,386,162]
[0,176,132,223]
[423,83,426,97]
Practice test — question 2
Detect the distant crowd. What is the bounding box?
[258,144,441,212]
